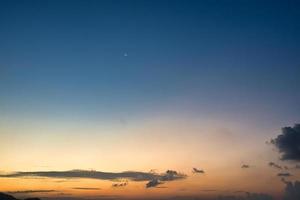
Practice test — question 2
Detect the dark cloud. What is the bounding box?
[270,124,300,161]
[146,179,162,188]
[6,190,56,194]
[217,193,273,200]
[283,180,300,200]
[278,173,292,177]
[295,165,300,169]
[241,165,250,169]
[0,169,186,188]
[112,182,128,187]
[145,170,186,188]
[192,168,205,173]
[0,170,156,181]
[160,170,186,181]
[268,162,283,170]
[72,187,101,190]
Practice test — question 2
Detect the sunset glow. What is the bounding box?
[1,1,300,200]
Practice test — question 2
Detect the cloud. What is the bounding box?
[268,162,283,170]
[278,173,292,177]
[270,124,300,161]
[283,180,300,200]
[6,190,56,194]
[241,165,250,169]
[200,189,217,192]
[112,182,128,187]
[72,187,101,190]
[160,170,186,181]
[192,168,205,173]
[145,170,186,188]
[0,170,157,181]
[146,179,162,188]
[0,169,186,188]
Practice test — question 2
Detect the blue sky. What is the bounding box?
[1,0,300,125]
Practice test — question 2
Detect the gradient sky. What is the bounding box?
[0,1,300,200]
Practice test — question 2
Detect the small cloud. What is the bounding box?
[200,189,217,192]
[192,168,205,174]
[160,170,186,181]
[155,186,168,189]
[145,170,186,188]
[112,182,128,188]
[270,124,300,161]
[149,169,157,173]
[146,179,162,188]
[269,162,283,170]
[241,164,250,169]
[278,173,292,177]
[72,187,101,190]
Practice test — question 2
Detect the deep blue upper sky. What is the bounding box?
[1,0,300,124]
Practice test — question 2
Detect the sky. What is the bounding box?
[0,0,300,200]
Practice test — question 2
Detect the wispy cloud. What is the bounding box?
[269,162,283,170]
[0,170,157,181]
[200,189,217,192]
[278,173,292,177]
[6,190,56,194]
[72,188,101,190]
